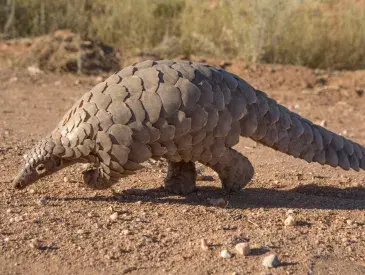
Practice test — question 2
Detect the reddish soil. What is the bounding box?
[1,56,365,275]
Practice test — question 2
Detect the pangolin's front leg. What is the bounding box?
[164,161,197,195]
[82,163,116,189]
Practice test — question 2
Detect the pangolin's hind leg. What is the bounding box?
[205,148,254,193]
[164,161,197,195]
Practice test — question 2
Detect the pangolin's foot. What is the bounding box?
[82,163,114,190]
[164,161,197,195]
[208,149,254,193]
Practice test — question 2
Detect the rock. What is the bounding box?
[76,229,85,235]
[263,254,280,268]
[63,176,70,183]
[95,76,103,83]
[235,242,250,256]
[37,197,47,206]
[110,212,119,221]
[220,249,232,259]
[208,198,227,207]
[320,120,327,127]
[201,239,209,251]
[27,65,43,76]
[9,76,18,83]
[87,212,94,218]
[29,239,42,249]
[355,88,364,97]
[284,215,296,226]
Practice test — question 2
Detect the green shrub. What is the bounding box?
[1,0,365,69]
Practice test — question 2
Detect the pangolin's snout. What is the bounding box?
[13,172,27,189]
[12,165,33,189]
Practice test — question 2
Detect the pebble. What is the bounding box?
[63,176,70,183]
[220,249,232,259]
[346,219,353,225]
[76,229,85,235]
[121,229,130,235]
[201,239,209,251]
[37,197,47,206]
[27,66,43,75]
[29,189,36,194]
[262,254,280,268]
[110,212,119,221]
[208,198,227,207]
[235,242,250,256]
[320,120,327,127]
[29,239,42,249]
[95,76,104,83]
[9,76,18,83]
[87,212,94,218]
[284,215,296,226]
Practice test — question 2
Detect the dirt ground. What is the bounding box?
[1,57,365,275]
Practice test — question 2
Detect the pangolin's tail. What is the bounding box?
[240,89,365,171]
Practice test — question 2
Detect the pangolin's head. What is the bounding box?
[13,138,68,189]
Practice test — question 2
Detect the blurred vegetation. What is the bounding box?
[1,0,365,69]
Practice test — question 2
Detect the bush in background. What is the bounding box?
[1,0,365,69]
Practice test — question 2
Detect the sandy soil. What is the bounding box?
[1,58,365,275]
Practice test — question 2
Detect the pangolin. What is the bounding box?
[13,60,365,194]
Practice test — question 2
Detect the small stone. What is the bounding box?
[208,198,227,207]
[63,176,70,183]
[4,237,10,242]
[14,216,23,222]
[110,212,119,221]
[220,249,232,259]
[6,209,12,214]
[263,254,280,268]
[27,66,43,75]
[346,219,353,225]
[9,76,18,83]
[37,197,47,206]
[286,209,294,215]
[235,242,250,256]
[29,239,42,249]
[201,239,209,251]
[121,229,130,235]
[95,76,103,83]
[320,120,327,127]
[76,229,85,235]
[355,89,364,97]
[284,215,296,226]
[29,189,36,194]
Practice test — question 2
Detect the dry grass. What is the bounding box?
[1,0,365,69]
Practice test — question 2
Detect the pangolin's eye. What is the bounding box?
[53,156,62,168]
[36,164,46,174]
